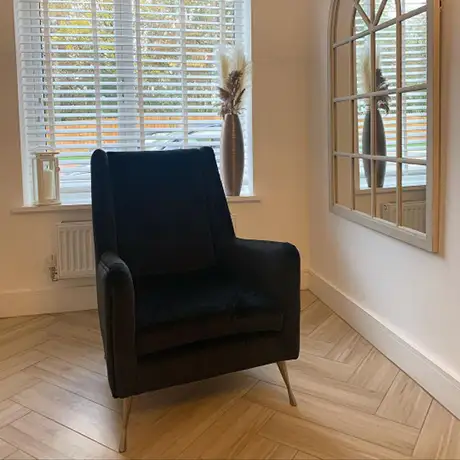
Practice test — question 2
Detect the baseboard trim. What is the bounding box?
[301,270,311,291]
[0,285,97,317]
[309,270,460,419]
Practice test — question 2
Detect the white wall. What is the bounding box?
[0,0,310,316]
[308,0,460,381]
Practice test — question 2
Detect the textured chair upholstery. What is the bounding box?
[91,147,300,400]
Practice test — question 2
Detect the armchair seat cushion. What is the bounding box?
[134,269,284,356]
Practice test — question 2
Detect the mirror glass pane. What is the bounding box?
[336,101,354,153]
[402,164,427,233]
[402,12,427,87]
[402,90,427,161]
[377,0,397,23]
[335,44,352,98]
[376,24,397,90]
[402,0,427,14]
[357,98,370,156]
[355,36,371,95]
[335,155,353,208]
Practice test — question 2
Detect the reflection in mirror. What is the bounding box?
[335,44,352,98]
[357,98,369,157]
[354,159,372,217]
[355,36,370,95]
[402,91,427,161]
[402,13,427,87]
[330,0,438,251]
[354,9,368,35]
[402,165,427,233]
[335,0,356,43]
[377,0,397,23]
[402,162,426,188]
[402,0,427,14]
[335,155,353,208]
[336,101,353,153]
[359,0,372,22]
[376,25,397,90]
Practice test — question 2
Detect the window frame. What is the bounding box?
[15,0,253,206]
[328,0,441,252]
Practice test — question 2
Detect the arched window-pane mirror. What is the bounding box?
[329,0,441,252]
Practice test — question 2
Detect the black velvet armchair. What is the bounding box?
[91,147,300,453]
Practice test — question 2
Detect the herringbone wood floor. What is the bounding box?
[0,292,457,459]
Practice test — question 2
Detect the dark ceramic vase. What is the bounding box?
[220,114,244,196]
[362,109,387,188]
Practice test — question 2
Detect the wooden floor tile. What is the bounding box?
[300,336,334,358]
[0,317,35,335]
[0,411,120,459]
[56,310,100,331]
[348,349,399,394]
[245,363,383,414]
[0,331,49,364]
[293,451,319,460]
[260,412,409,459]
[130,373,257,459]
[12,382,119,451]
[46,321,103,349]
[24,357,117,411]
[5,450,35,460]
[0,302,454,459]
[296,351,356,382]
[0,351,47,382]
[179,398,274,459]
[300,301,333,336]
[0,440,16,460]
[308,315,351,344]
[36,338,107,376]
[413,401,460,459]
[0,401,29,430]
[245,381,418,455]
[301,291,317,311]
[0,373,41,403]
[234,434,297,459]
[377,371,432,429]
[326,330,372,367]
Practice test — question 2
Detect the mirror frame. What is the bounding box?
[328,0,441,252]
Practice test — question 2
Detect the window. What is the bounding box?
[329,0,441,252]
[15,0,251,205]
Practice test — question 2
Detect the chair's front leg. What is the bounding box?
[119,396,133,453]
[277,361,297,406]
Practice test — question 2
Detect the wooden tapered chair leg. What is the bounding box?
[119,396,133,453]
[277,361,297,406]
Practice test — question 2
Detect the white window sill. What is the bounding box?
[11,195,261,214]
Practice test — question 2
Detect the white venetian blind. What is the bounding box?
[15,0,249,204]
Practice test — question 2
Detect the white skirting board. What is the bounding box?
[309,270,460,420]
[301,270,311,291]
[0,285,97,318]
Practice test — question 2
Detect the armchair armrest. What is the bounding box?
[96,251,136,398]
[222,238,300,300]
[221,238,300,356]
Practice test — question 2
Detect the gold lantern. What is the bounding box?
[32,151,61,206]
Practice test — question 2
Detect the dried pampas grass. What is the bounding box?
[360,45,390,115]
[216,44,251,118]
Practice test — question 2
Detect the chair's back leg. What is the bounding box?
[277,361,297,406]
[119,396,133,453]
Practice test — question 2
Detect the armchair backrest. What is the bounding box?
[91,148,235,276]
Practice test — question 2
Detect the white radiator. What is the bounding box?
[381,201,426,233]
[55,222,95,280]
